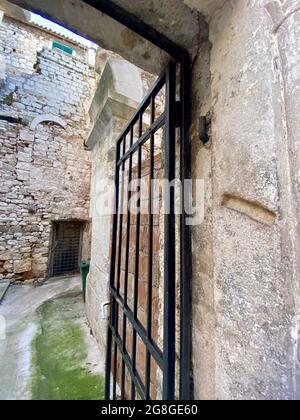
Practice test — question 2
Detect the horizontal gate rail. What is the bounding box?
[111,326,146,399]
[117,113,165,167]
[110,286,164,369]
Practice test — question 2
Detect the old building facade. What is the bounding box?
[0,12,99,282]
[1,0,300,401]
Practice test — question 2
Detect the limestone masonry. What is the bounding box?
[0,16,99,282]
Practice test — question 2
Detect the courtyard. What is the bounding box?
[0,276,104,400]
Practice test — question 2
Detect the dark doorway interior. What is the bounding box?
[49,221,84,277]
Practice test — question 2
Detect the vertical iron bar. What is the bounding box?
[113,138,126,400]
[145,95,155,400]
[105,140,121,400]
[163,61,177,400]
[117,138,126,399]
[112,315,118,399]
[121,128,134,399]
[117,139,126,293]
[131,113,143,400]
[179,53,192,400]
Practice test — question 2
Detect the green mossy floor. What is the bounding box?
[31,292,105,400]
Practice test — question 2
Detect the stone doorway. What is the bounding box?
[49,221,84,278]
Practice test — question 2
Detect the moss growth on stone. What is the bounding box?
[31,293,104,400]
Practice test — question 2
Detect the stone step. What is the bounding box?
[0,281,10,304]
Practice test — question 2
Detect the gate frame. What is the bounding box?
[106,62,177,401]
[82,0,193,401]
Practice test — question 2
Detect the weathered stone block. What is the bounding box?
[13,258,32,274]
[17,151,32,162]
[16,162,31,171]
[16,170,30,181]
[19,131,34,143]
[0,252,12,261]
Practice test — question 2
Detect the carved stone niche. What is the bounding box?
[30,114,68,130]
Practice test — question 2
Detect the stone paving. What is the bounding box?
[0,276,104,400]
[0,280,9,302]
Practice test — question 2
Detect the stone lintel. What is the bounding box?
[8,0,169,75]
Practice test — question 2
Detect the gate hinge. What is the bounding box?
[175,101,182,128]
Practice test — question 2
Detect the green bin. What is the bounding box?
[79,261,90,302]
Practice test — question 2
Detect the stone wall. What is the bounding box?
[0,16,99,282]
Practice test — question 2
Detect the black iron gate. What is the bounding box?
[106,62,177,400]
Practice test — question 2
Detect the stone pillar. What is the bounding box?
[85,58,143,372]
[266,0,300,399]
[189,0,300,400]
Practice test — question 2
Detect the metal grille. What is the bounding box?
[106,62,177,400]
[50,222,83,277]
